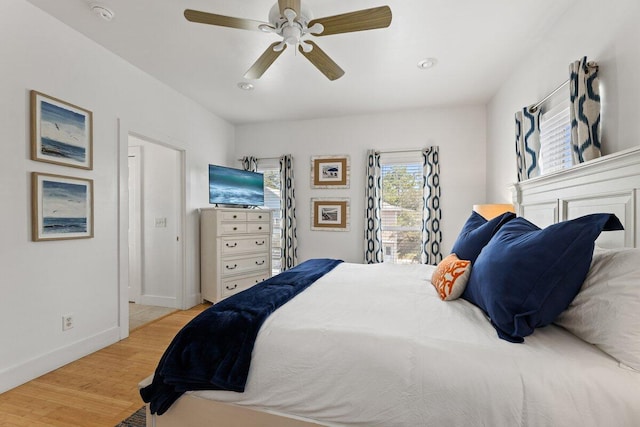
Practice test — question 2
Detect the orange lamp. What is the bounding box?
[472,204,515,220]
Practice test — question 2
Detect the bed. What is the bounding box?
[141,147,640,427]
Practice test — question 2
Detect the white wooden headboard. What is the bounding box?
[511,147,640,249]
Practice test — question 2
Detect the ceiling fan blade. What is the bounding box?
[298,41,345,81]
[278,0,301,16]
[184,9,268,31]
[309,6,392,36]
[244,42,287,79]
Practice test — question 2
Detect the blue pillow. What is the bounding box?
[450,211,516,264]
[463,213,624,343]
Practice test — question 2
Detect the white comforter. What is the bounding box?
[195,262,640,426]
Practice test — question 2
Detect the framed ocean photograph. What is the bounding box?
[30,90,93,170]
[311,155,349,188]
[311,198,350,231]
[31,172,94,241]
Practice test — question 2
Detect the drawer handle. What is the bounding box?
[255,240,265,246]
[233,227,238,231]
[225,242,238,248]
[225,264,238,270]
[233,215,237,219]
[255,260,265,266]
[226,284,238,291]
[258,215,263,219]
[258,226,262,230]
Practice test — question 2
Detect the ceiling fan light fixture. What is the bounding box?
[90,3,115,21]
[307,23,324,35]
[258,24,276,33]
[300,41,313,53]
[417,58,438,70]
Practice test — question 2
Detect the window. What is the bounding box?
[539,98,572,174]
[380,153,423,264]
[257,161,282,275]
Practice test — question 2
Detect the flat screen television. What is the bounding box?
[208,164,264,207]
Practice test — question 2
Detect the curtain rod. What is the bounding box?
[375,148,423,155]
[529,79,569,113]
[236,156,282,162]
[528,60,598,113]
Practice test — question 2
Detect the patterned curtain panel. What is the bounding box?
[570,57,601,164]
[421,147,442,265]
[279,155,298,271]
[241,156,259,172]
[514,111,525,182]
[364,149,383,264]
[514,106,541,180]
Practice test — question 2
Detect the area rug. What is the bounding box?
[115,406,145,427]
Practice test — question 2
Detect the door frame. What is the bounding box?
[117,119,186,339]
[127,145,142,304]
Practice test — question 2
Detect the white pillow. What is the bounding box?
[555,247,640,371]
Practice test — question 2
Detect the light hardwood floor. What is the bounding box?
[0,304,209,427]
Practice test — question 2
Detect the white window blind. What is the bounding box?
[539,98,573,174]
[380,152,422,264]
[257,160,282,275]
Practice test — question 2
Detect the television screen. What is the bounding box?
[209,164,264,206]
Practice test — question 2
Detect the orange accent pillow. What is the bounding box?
[431,254,472,301]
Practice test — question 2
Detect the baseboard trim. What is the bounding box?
[0,326,120,393]
[139,295,176,307]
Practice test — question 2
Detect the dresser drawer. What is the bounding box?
[221,236,269,255]
[221,271,270,298]
[220,211,247,221]
[248,211,270,222]
[220,222,247,234]
[220,254,269,277]
[247,222,269,233]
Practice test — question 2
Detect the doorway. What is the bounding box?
[128,134,184,330]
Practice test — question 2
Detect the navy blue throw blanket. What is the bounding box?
[140,258,343,415]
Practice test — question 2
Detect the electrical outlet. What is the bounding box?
[62,314,74,331]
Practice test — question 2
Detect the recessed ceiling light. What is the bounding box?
[91,3,115,21]
[417,58,438,70]
[237,82,254,91]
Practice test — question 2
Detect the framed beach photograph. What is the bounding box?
[311,155,349,188]
[31,172,94,241]
[30,90,93,170]
[311,198,350,231]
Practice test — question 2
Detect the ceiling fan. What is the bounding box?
[184,0,392,81]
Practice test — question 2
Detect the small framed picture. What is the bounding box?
[31,172,94,241]
[31,90,93,170]
[311,198,350,231]
[311,155,349,188]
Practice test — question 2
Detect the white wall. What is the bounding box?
[486,0,640,202]
[0,0,234,392]
[235,106,487,263]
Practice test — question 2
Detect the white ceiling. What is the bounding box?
[25,0,576,125]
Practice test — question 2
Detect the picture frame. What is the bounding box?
[30,90,93,170]
[31,172,94,241]
[311,198,350,231]
[311,155,349,188]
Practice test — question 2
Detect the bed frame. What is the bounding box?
[511,146,640,248]
[143,146,640,427]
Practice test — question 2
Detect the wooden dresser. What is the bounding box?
[200,207,273,303]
